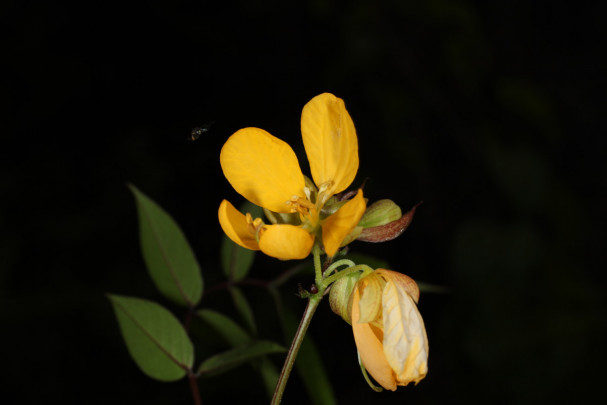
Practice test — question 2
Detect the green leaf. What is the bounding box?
[129,184,203,307]
[221,238,256,282]
[256,357,280,399]
[196,309,277,397]
[197,341,285,377]
[284,306,337,405]
[196,309,251,347]
[220,201,261,281]
[108,294,194,382]
[229,286,257,335]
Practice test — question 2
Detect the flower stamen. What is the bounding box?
[246,212,265,242]
[286,195,316,215]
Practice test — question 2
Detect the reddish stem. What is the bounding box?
[188,369,202,405]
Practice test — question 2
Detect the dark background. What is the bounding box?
[2,0,605,404]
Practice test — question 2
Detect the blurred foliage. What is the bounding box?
[2,0,605,404]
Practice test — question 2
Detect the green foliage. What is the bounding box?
[256,357,281,399]
[229,286,258,335]
[284,306,337,405]
[220,201,262,281]
[129,184,203,307]
[108,294,194,382]
[198,308,280,399]
[197,341,285,377]
[197,308,251,346]
[114,184,437,403]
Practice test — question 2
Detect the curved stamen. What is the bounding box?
[246,213,265,242]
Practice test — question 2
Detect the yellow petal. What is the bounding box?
[381,278,429,386]
[218,200,260,250]
[352,285,397,391]
[321,189,366,257]
[220,127,306,213]
[356,272,384,323]
[258,224,314,260]
[301,93,358,195]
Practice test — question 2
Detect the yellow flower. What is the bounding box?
[218,93,366,260]
[351,269,429,391]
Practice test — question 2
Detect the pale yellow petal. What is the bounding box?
[321,189,366,257]
[220,127,306,213]
[258,224,314,260]
[218,200,260,250]
[352,286,397,391]
[301,93,358,194]
[356,273,384,323]
[381,279,429,386]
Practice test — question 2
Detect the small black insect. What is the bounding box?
[189,121,215,141]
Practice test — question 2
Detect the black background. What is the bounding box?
[2,0,606,404]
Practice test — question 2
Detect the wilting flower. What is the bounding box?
[331,269,429,390]
[218,93,366,260]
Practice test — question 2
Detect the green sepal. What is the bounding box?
[329,271,362,325]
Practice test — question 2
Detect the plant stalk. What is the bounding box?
[270,295,322,405]
[188,369,202,405]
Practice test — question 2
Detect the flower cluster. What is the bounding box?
[218,93,365,260]
[218,93,429,392]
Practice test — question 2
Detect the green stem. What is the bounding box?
[271,244,324,404]
[323,259,356,277]
[271,295,322,405]
[312,244,322,286]
[320,263,374,291]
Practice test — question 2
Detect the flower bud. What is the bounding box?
[358,199,402,228]
[357,201,421,243]
[329,271,362,325]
